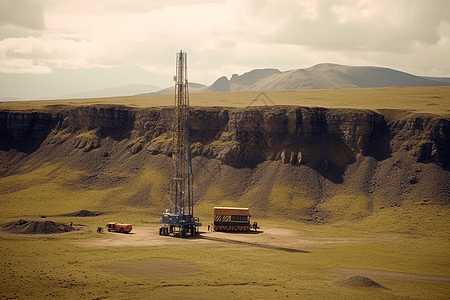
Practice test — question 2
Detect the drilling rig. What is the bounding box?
[159,50,201,238]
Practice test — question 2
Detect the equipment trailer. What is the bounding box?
[214,207,258,232]
[159,50,201,237]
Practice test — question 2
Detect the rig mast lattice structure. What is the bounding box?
[159,50,200,238]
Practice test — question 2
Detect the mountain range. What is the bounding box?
[33,64,450,100]
[201,63,450,92]
[148,63,449,96]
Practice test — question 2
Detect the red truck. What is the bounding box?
[107,222,132,233]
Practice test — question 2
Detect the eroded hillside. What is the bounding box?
[0,105,449,222]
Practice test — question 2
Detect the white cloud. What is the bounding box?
[331,0,386,24]
[0,0,46,30]
[0,0,449,98]
[0,58,51,74]
[265,0,450,52]
[298,0,320,21]
[0,36,107,69]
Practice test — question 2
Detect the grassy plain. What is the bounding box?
[1,210,449,299]
[1,86,450,116]
[1,162,449,299]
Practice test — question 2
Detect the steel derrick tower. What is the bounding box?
[171,50,193,217]
[159,50,199,238]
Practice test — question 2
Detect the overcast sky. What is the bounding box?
[1,0,450,99]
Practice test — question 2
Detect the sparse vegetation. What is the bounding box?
[319,194,370,222]
[1,210,449,299]
[269,183,315,215]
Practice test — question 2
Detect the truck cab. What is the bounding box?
[107,222,132,233]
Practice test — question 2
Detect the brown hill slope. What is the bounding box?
[1,101,449,223]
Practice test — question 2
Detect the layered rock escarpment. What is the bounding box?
[1,106,448,170]
[1,105,449,220]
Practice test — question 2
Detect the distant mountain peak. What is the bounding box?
[208,76,231,92]
[208,68,282,92]
[307,63,344,70]
[230,68,281,85]
[204,64,450,92]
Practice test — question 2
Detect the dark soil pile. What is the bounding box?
[1,220,77,234]
[61,210,102,217]
[333,275,387,289]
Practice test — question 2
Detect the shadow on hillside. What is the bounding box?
[311,158,353,184]
[1,134,52,155]
[96,110,135,142]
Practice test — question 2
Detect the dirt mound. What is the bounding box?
[1,220,77,234]
[333,275,387,289]
[62,210,102,217]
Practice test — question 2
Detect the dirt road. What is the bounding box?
[75,226,391,251]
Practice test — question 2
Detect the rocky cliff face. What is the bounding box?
[1,105,449,220]
[0,111,55,153]
[1,105,449,171]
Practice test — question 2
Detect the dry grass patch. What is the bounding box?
[195,185,238,216]
[2,87,450,117]
[106,259,202,280]
[319,194,370,222]
[0,163,109,219]
[0,181,114,220]
[1,163,84,193]
[1,224,449,299]
[269,183,315,214]
[0,162,169,222]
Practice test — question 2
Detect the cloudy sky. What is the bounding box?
[1,0,449,99]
